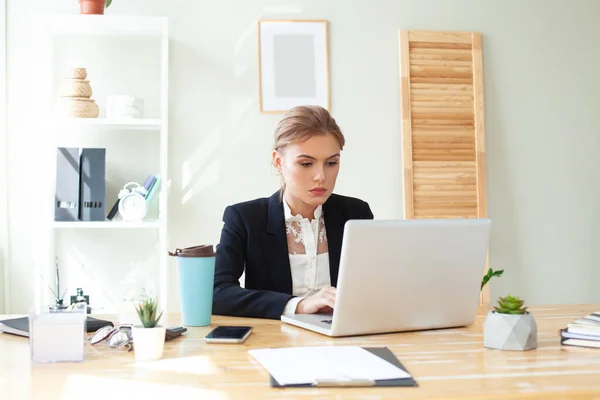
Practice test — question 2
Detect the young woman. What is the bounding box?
[212,105,374,319]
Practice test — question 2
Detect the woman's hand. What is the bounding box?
[296,287,336,314]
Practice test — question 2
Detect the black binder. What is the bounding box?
[79,148,106,221]
[0,316,114,338]
[269,347,418,388]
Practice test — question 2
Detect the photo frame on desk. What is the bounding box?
[258,20,330,113]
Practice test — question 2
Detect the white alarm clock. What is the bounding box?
[118,182,148,222]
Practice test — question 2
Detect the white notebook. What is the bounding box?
[248,346,411,386]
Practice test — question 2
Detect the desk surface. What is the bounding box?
[1,304,600,400]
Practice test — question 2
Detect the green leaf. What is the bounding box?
[105,0,112,8]
[481,268,504,290]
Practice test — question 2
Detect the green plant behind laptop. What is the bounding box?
[494,295,527,315]
[135,297,163,328]
[481,268,504,291]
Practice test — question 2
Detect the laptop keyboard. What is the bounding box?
[321,320,332,324]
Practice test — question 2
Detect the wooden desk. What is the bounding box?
[2,304,600,399]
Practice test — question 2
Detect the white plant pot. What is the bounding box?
[132,326,166,361]
[483,311,537,351]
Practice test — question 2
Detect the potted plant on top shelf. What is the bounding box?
[132,297,166,361]
[79,0,112,15]
[483,295,537,351]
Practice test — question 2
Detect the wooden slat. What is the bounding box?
[410,66,474,79]
[412,142,475,150]
[414,191,477,199]
[413,161,476,168]
[472,32,490,305]
[414,179,478,186]
[409,41,472,50]
[412,118,474,127]
[408,30,473,44]
[399,30,414,219]
[409,59,474,68]
[410,47,473,62]
[472,32,487,219]
[411,100,474,108]
[413,154,476,162]
[414,184,477,191]
[411,108,475,120]
[410,84,474,96]
[415,213,478,219]
[410,76,473,84]
[413,127,474,135]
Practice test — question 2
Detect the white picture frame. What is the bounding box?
[258,20,330,113]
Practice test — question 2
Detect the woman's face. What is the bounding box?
[273,134,341,210]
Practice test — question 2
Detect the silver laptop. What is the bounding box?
[281,218,491,337]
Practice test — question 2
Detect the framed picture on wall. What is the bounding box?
[258,20,330,113]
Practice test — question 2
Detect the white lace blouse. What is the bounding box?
[281,200,331,315]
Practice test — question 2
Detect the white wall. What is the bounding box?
[0,0,6,313]
[5,0,600,313]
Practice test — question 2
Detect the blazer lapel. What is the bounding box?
[260,191,293,294]
[323,196,345,287]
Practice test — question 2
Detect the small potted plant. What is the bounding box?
[483,295,537,351]
[79,0,112,15]
[132,297,165,361]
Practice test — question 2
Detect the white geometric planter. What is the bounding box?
[132,326,166,361]
[483,311,537,351]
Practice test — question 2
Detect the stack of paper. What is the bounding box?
[248,346,411,386]
[560,312,600,349]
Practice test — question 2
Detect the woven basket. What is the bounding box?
[57,97,99,118]
[67,68,88,80]
[58,79,92,98]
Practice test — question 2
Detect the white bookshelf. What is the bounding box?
[48,14,167,37]
[52,220,161,229]
[53,118,163,131]
[40,15,170,315]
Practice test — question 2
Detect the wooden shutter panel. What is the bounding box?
[399,30,487,220]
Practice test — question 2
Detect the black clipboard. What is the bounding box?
[269,347,418,388]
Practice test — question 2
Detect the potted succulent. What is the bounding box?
[132,297,165,361]
[79,0,112,15]
[483,295,537,351]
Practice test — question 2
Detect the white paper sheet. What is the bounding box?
[248,346,411,386]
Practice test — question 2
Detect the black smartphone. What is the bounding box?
[205,326,253,343]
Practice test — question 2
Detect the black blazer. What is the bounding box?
[212,191,374,320]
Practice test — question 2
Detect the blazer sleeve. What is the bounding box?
[212,205,293,319]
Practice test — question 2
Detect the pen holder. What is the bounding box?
[29,302,87,363]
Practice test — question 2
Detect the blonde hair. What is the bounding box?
[273,105,345,197]
[274,105,345,152]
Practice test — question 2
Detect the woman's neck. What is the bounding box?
[284,192,317,220]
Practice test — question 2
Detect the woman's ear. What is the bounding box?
[272,150,282,172]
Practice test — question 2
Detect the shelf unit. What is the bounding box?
[53,118,163,131]
[52,220,161,229]
[39,14,169,314]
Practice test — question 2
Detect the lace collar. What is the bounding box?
[283,199,323,223]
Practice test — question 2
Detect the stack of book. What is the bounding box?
[560,312,600,349]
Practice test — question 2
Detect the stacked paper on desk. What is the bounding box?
[248,346,411,386]
[560,312,600,349]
